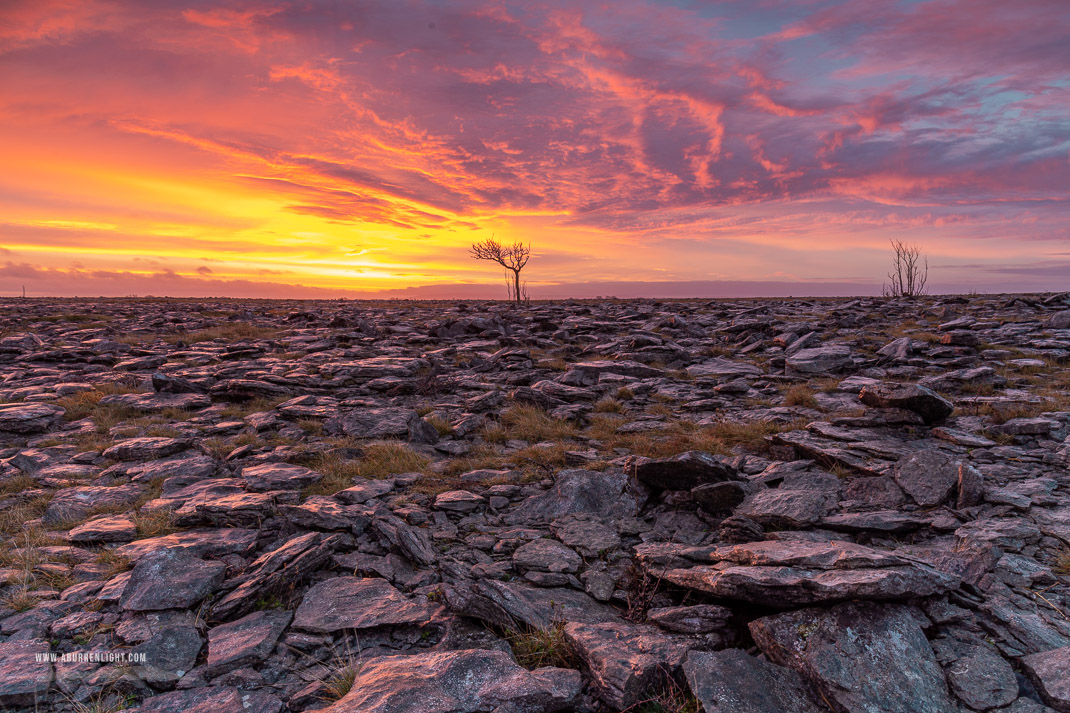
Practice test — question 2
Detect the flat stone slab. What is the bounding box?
[293,576,435,633]
[43,484,143,524]
[102,436,192,461]
[207,610,292,676]
[116,528,259,560]
[686,357,762,378]
[318,649,581,713]
[130,687,284,713]
[67,514,137,542]
[513,538,581,574]
[0,403,64,433]
[636,539,959,607]
[0,639,52,708]
[241,462,321,491]
[506,469,640,524]
[787,345,852,374]
[121,548,226,611]
[99,392,210,412]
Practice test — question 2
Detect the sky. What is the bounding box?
[1,0,1068,299]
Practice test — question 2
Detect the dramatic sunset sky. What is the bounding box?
[1,0,1068,298]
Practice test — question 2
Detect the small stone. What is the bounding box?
[513,539,582,574]
[1021,645,1070,712]
[434,490,485,513]
[895,450,959,507]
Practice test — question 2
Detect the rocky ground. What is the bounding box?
[0,295,1068,713]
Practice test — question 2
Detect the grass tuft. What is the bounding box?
[783,384,819,408]
[484,405,578,443]
[505,620,580,670]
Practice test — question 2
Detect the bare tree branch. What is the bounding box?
[883,239,929,298]
[469,237,531,303]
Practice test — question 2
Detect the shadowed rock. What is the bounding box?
[859,383,954,424]
[683,648,825,713]
[633,450,740,491]
[750,601,957,713]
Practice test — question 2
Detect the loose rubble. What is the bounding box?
[0,294,1068,712]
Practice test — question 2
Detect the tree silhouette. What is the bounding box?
[469,237,531,303]
[883,239,928,298]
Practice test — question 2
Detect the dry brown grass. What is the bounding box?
[93,549,133,577]
[783,384,819,408]
[358,441,430,478]
[424,415,454,437]
[132,509,177,539]
[220,396,289,420]
[513,443,572,471]
[438,444,508,477]
[1,587,40,612]
[586,415,727,458]
[505,620,580,670]
[0,473,37,496]
[55,382,144,422]
[0,494,53,536]
[483,405,578,443]
[303,441,430,496]
[708,418,805,453]
[1052,548,1070,576]
[164,323,282,345]
[593,397,624,414]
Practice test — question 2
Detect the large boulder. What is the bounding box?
[750,602,957,713]
[683,648,825,713]
[564,621,692,710]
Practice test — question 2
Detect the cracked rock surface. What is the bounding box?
[0,295,1068,712]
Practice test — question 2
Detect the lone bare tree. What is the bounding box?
[883,239,928,298]
[469,237,531,303]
